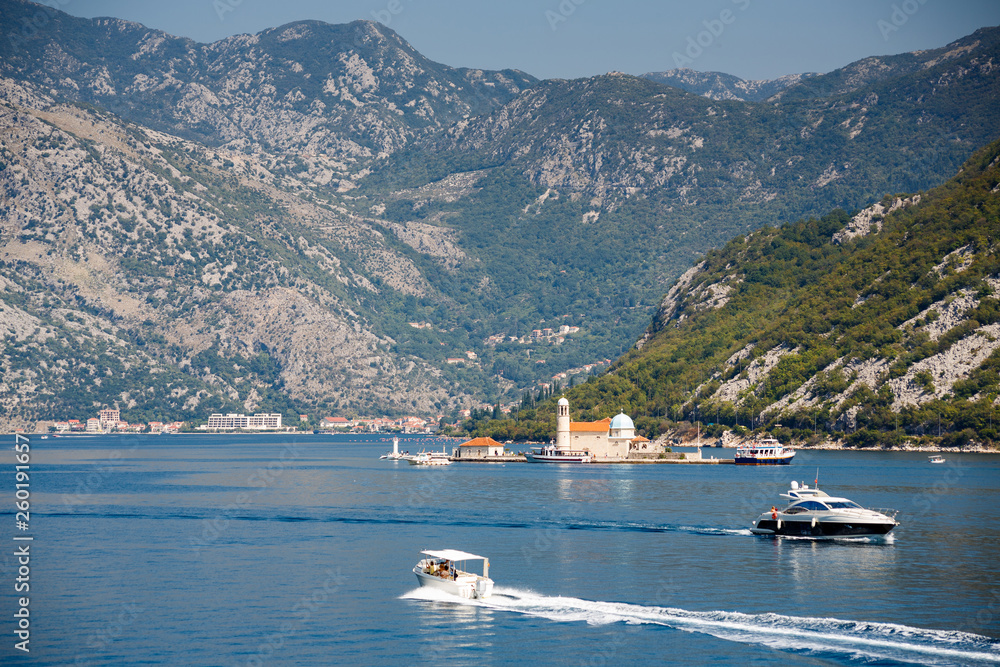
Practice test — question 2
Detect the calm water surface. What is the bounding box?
[3,433,999,665]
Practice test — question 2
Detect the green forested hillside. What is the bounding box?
[467,140,1000,448]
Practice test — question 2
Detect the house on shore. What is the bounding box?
[453,437,506,459]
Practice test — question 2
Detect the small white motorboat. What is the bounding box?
[751,480,899,537]
[407,450,451,465]
[928,454,946,464]
[413,549,494,599]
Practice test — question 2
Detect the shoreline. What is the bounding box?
[684,440,998,454]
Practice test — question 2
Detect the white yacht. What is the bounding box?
[406,450,451,465]
[751,480,899,537]
[525,444,592,463]
[734,437,795,465]
[413,549,494,599]
[928,454,946,464]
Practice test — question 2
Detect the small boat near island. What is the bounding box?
[525,444,592,463]
[413,549,494,599]
[928,454,946,464]
[751,480,899,537]
[734,437,795,465]
[406,449,451,465]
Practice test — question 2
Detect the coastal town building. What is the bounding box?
[99,408,120,430]
[206,413,283,430]
[320,416,352,430]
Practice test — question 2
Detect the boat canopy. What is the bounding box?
[421,549,486,561]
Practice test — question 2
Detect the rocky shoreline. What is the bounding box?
[661,435,998,454]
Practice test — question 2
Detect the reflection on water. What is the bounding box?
[768,534,898,589]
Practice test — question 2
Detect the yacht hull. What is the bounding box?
[751,518,895,537]
[525,453,591,463]
[734,453,795,465]
[413,567,493,599]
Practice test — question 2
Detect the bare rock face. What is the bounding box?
[832,196,920,244]
[0,8,536,171]
[0,74,476,423]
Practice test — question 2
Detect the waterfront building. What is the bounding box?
[206,413,283,430]
[454,437,505,459]
[99,408,120,430]
[555,398,659,461]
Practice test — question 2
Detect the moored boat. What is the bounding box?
[525,444,592,463]
[751,480,899,537]
[734,437,795,465]
[380,436,405,460]
[413,549,494,599]
[406,450,451,465]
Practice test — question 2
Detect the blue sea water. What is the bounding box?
[2,433,999,665]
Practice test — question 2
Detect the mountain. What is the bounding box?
[0,0,535,171]
[772,26,1000,101]
[0,78,485,425]
[1,0,999,431]
[640,69,815,102]
[481,140,1000,448]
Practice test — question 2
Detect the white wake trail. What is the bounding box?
[402,587,1000,665]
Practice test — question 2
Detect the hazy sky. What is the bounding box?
[59,0,1000,81]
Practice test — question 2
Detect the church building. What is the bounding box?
[555,397,653,461]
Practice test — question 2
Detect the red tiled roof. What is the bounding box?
[570,418,611,433]
[460,437,503,448]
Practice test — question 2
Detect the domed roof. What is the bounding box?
[610,412,634,430]
[558,397,569,406]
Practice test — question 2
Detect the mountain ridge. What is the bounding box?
[640,68,816,102]
[2,0,999,432]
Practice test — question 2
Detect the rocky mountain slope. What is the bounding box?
[1,0,999,430]
[640,68,814,102]
[772,27,998,101]
[0,0,535,175]
[0,77,477,427]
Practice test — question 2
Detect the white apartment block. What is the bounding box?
[207,413,283,430]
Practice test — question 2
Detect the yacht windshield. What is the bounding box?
[825,501,863,509]
[792,500,830,511]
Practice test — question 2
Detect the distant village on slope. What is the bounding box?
[27,358,612,435]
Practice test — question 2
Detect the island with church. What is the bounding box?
[451,398,730,464]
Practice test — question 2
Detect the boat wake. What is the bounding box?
[402,587,1000,665]
[44,509,755,538]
